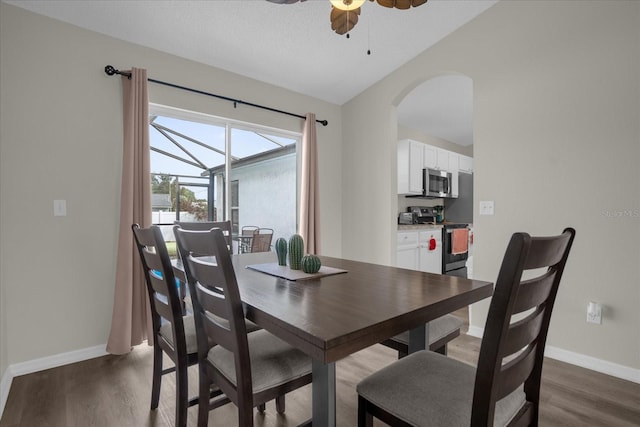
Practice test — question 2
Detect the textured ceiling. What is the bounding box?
[5,0,497,145]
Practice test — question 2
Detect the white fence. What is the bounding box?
[153,211,198,242]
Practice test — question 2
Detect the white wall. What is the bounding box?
[0,2,342,371]
[342,0,640,373]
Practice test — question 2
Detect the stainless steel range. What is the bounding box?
[442,223,469,278]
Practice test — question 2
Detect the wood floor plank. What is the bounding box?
[1,320,639,426]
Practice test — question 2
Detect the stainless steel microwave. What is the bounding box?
[423,168,452,198]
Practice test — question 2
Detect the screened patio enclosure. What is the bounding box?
[149,108,300,252]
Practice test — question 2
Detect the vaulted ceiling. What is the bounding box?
[6,0,497,145]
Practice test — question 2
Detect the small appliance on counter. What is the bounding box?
[407,206,437,224]
[433,205,444,223]
[398,212,414,225]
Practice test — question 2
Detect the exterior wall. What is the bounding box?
[233,154,297,247]
[154,154,298,248]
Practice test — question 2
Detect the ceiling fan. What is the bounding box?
[266,0,428,36]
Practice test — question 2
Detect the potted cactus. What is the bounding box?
[288,234,304,270]
[275,237,288,266]
[301,254,322,274]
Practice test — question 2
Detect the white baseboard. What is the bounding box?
[467,325,484,339]
[465,326,640,384]
[0,368,12,420]
[8,344,108,377]
[544,346,640,384]
[0,344,108,420]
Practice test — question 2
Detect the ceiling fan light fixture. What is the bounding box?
[330,0,365,11]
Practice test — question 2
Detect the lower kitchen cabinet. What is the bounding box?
[397,231,419,270]
[396,229,442,274]
[418,230,442,274]
[397,245,419,270]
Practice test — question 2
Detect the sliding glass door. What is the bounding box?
[148,104,299,251]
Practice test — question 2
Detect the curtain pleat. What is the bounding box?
[299,113,320,254]
[106,68,152,354]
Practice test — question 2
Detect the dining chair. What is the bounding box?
[357,227,576,427]
[131,224,227,427]
[250,228,273,253]
[173,227,313,426]
[380,314,464,358]
[240,225,259,253]
[175,220,234,254]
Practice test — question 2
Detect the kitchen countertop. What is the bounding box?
[397,224,443,231]
[397,222,473,231]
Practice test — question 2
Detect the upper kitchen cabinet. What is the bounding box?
[459,155,473,174]
[424,146,449,170]
[398,139,424,195]
[398,139,471,196]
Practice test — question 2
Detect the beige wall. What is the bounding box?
[342,0,640,371]
[1,0,638,385]
[398,125,474,157]
[0,3,342,368]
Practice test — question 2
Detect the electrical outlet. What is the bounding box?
[586,302,602,324]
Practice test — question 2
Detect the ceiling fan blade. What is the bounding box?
[265,0,307,3]
[376,0,427,8]
[330,7,360,35]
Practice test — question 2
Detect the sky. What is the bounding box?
[149,114,298,201]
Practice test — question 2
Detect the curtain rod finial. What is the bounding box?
[319,120,328,126]
[104,65,117,76]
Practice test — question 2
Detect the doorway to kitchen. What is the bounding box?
[396,74,474,275]
[395,72,475,317]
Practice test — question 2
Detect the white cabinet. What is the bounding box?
[399,139,473,196]
[435,149,449,170]
[398,140,424,195]
[449,152,459,198]
[424,146,453,171]
[397,231,419,269]
[423,145,437,169]
[418,230,442,274]
[397,245,419,270]
[396,229,442,274]
[459,155,473,174]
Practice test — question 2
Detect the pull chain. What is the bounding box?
[367,20,371,55]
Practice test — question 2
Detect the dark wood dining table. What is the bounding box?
[176,251,493,426]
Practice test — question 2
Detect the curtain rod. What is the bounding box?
[104,65,328,127]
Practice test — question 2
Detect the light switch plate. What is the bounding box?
[53,199,67,216]
[479,200,494,216]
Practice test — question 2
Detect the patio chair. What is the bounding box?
[250,228,274,253]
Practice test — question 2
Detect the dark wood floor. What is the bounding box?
[2,310,639,426]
